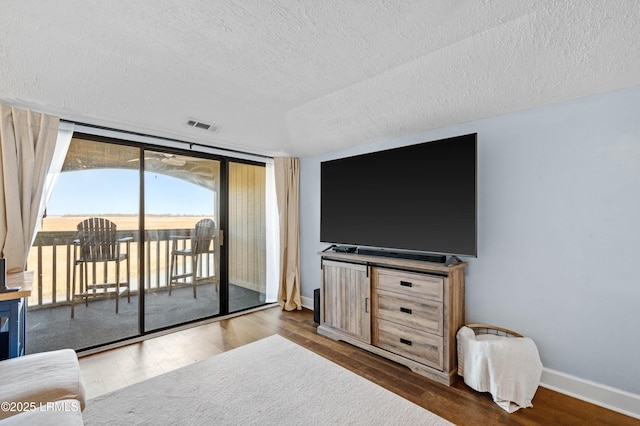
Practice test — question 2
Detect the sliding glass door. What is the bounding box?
[26,135,268,353]
[27,138,140,351]
[142,150,221,331]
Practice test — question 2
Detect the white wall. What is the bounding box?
[299,85,640,397]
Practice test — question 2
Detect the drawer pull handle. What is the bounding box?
[400,280,413,287]
[400,338,412,346]
[400,307,412,314]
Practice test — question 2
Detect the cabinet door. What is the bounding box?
[322,260,370,344]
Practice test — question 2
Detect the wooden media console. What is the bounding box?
[317,252,466,386]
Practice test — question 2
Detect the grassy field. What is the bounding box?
[40,214,211,232]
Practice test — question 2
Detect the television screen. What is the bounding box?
[320,133,477,257]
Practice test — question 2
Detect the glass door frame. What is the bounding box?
[136,143,229,336]
[72,133,267,340]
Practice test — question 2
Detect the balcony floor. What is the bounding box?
[26,283,266,354]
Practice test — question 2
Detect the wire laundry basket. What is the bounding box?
[466,323,523,338]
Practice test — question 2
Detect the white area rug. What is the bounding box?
[83,334,451,425]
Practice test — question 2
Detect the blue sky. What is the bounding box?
[47,169,214,216]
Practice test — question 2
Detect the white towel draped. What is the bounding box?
[456,326,543,413]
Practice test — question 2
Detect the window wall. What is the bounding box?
[26,135,268,353]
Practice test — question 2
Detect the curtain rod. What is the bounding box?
[65,120,274,160]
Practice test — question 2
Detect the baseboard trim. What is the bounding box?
[540,368,640,419]
[301,295,313,311]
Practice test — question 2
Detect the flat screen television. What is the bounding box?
[320,133,477,258]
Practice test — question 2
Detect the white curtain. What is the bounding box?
[36,121,74,246]
[265,160,279,303]
[0,104,61,272]
[274,157,301,311]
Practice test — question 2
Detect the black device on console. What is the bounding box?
[332,245,357,253]
[357,247,446,263]
[0,258,19,293]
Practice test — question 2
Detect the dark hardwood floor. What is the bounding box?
[79,306,638,425]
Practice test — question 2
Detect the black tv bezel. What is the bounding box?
[320,133,477,258]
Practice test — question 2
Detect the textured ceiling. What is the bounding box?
[1,1,639,157]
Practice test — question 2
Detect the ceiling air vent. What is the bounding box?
[186,118,218,133]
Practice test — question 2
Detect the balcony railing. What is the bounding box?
[27,228,212,309]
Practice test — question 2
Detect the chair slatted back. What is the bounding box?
[193,219,215,255]
[77,218,118,261]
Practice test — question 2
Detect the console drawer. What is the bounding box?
[374,318,443,370]
[374,289,443,336]
[373,268,443,302]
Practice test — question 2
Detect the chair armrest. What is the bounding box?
[116,236,133,257]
